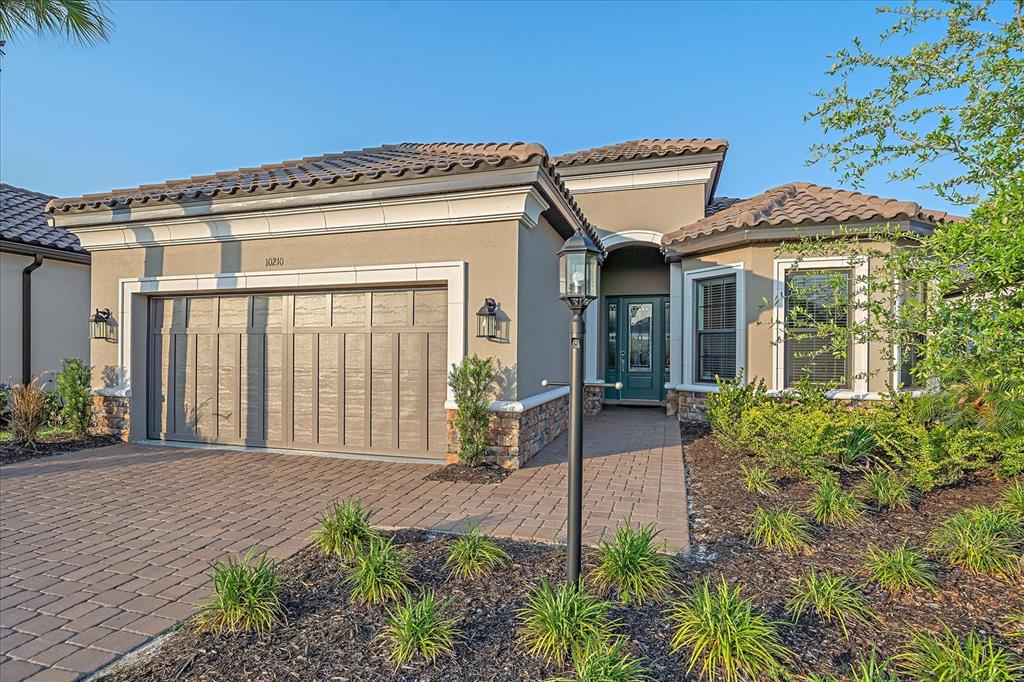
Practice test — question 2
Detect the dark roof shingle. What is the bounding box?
[663,182,959,248]
[1,183,86,254]
[552,138,728,167]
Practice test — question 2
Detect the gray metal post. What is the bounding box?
[567,312,585,582]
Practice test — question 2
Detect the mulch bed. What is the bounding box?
[0,433,121,466]
[99,427,1021,681]
[424,463,513,484]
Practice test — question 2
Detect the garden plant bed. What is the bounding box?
[0,431,121,466]
[423,462,514,484]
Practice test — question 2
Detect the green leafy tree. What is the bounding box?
[55,358,92,435]
[448,355,496,466]
[0,0,113,55]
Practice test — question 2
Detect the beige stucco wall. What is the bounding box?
[573,183,706,235]
[0,251,91,387]
[602,245,670,297]
[680,240,899,393]
[87,218,572,403]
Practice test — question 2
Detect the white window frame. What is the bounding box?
[675,262,746,393]
[773,256,869,395]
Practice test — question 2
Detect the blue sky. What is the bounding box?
[0,0,958,212]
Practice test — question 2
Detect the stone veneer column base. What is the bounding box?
[91,394,131,441]
[666,388,679,416]
[676,390,709,422]
[446,393,571,470]
[584,385,603,417]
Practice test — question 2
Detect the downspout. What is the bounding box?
[21,254,43,384]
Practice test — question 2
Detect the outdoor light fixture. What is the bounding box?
[475,298,499,339]
[89,308,113,341]
[558,231,601,313]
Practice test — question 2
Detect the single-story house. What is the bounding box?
[44,140,953,466]
[1,183,92,388]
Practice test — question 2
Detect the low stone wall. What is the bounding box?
[666,389,679,416]
[446,393,570,470]
[584,385,603,417]
[676,390,709,422]
[91,394,130,441]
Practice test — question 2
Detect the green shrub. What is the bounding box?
[517,578,616,665]
[785,570,875,638]
[996,437,1024,479]
[378,591,459,667]
[55,358,92,435]
[345,536,413,604]
[666,577,793,682]
[751,401,845,478]
[591,522,673,604]
[444,522,511,580]
[807,476,864,526]
[705,375,771,453]
[309,498,379,560]
[740,463,779,497]
[897,625,1023,682]
[749,506,812,554]
[550,637,650,682]
[863,541,936,593]
[194,548,284,633]
[860,469,914,510]
[448,355,496,466]
[9,380,47,447]
[39,389,62,427]
[928,506,1022,578]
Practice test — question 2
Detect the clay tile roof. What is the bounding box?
[1,183,86,254]
[663,182,960,248]
[552,138,729,167]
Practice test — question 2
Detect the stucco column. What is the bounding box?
[669,262,683,387]
[584,301,598,382]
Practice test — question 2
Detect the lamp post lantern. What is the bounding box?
[557,231,602,583]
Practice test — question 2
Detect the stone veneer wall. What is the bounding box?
[584,385,603,417]
[446,393,570,470]
[91,394,131,441]
[667,389,709,422]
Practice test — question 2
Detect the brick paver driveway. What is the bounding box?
[0,407,684,680]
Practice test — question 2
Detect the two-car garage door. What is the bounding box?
[147,288,448,459]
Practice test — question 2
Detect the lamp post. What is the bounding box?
[557,231,602,583]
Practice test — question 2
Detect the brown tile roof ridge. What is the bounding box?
[1,182,87,254]
[662,181,963,248]
[552,138,729,167]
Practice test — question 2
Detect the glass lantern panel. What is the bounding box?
[563,252,587,298]
[586,251,600,299]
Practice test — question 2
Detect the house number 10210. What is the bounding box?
[265,257,285,267]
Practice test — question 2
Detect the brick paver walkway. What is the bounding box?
[0,407,684,680]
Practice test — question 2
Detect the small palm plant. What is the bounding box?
[861,469,914,511]
[345,536,414,604]
[549,636,650,682]
[863,541,936,593]
[444,523,512,580]
[748,506,812,553]
[928,506,1022,578]
[377,591,460,667]
[897,625,1023,682]
[666,577,793,682]
[194,548,284,634]
[517,578,617,665]
[785,570,876,638]
[309,497,379,560]
[807,476,864,526]
[591,522,673,604]
[740,463,780,496]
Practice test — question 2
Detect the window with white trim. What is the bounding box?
[694,275,737,383]
[784,269,851,388]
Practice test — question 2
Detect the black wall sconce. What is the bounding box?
[475,298,510,343]
[89,308,116,342]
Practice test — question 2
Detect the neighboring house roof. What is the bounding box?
[705,195,742,216]
[663,181,959,248]
[0,183,87,254]
[551,138,729,167]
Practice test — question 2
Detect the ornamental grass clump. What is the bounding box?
[194,548,284,634]
[591,522,673,604]
[666,577,793,682]
[309,497,379,560]
[748,506,812,554]
[807,476,864,526]
[897,625,1023,682]
[928,506,1022,578]
[740,463,779,497]
[785,569,876,638]
[9,379,46,448]
[345,536,413,605]
[377,591,460,667]
[861,469,914,511]
[806,651,896,681]
[862,541,936,594]
[1000,478,1024,520]
[517,578,617,665]
[550,637,650,682]
[444,522,511,580]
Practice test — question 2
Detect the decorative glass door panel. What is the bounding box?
[627,303,652,372]
[604,296,665,401]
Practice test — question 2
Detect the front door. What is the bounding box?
[604,296,667,402]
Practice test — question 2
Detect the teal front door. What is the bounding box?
[604,296,668,402]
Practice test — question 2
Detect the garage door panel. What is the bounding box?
[149,288,446,458]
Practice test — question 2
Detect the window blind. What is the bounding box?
[784,269,851,387]
[695,275,737,382]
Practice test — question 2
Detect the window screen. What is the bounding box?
[695,275,737,383]
[784,269,851,387]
